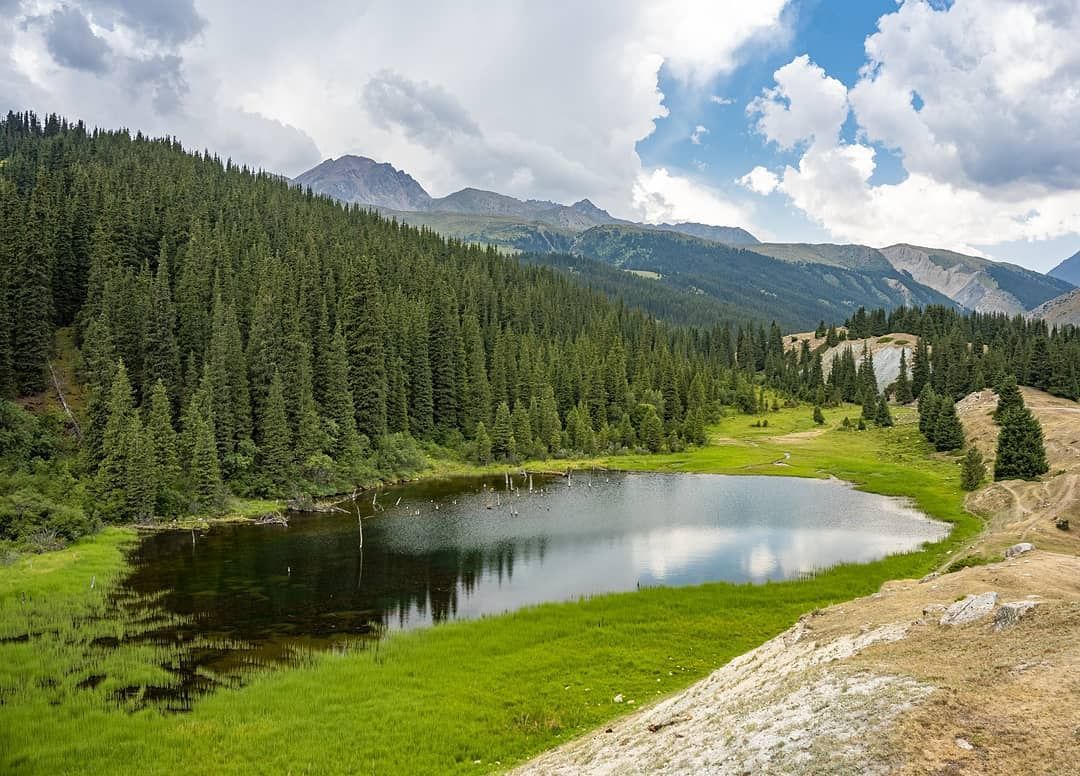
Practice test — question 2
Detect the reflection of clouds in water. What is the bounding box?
[746,542,778,580]
[629,526,740,581]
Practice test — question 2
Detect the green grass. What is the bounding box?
[0,405,979,775]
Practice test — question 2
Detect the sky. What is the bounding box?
[2,0,1079,271]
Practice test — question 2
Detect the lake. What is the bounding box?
[121,471,946,695]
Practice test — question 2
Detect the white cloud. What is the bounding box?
[632,167,754,228]
[0,0,792,221]
[747,54,848,151]
[738,166,779,195]
[690,124,709,145]
[744,0,1080,252]
[709,95,733,105]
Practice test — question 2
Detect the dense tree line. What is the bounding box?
[0,112,783,529]
[841,305,1080,402]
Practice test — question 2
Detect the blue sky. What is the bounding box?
[3,0,1078,271]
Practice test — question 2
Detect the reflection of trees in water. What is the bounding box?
[123,524,553,646]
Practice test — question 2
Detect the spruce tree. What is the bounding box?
[911,338,931,398]
[813,405,825,425]
[146,379,180,488]
[124,414,157,522]
[961,447,986,491]
[511,402,533,459]
[323,322,361,460]
[640,406,664,453]
[538,385,562,453]
[895,349,913,404]
[994,375,1023,423]
[917,384,939,440]
[96,360,134,514]
[11,177,54,394]
[343,256,387,442]
[933,399,965,452]
[190,408,223,510]
[473,422,492,465]
[875,395,893,427]
[258,371,292,487]
[994,407,1049,480]
[491,401,514,461]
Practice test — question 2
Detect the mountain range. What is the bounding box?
[292,155,1076,329]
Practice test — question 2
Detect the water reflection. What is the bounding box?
[120,472,947,693]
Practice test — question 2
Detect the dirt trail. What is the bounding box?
[517,388,1080,775]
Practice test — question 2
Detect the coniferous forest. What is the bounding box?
[0,113,784,542]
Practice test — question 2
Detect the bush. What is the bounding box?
[376,433,426,479]
[0,487,97,545]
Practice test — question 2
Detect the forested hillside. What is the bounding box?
[0,112,790,541]
[838,305,1080,402]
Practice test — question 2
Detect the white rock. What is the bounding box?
[1003,542,1035,559]
[955,737,974,751]
[940,592,998,626]
[613,693,624,704]
[993,600,1040,631]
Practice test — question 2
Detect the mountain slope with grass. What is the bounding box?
[569,225,957,330]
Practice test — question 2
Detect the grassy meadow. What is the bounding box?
[0,405,979,774]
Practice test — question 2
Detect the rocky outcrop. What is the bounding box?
[939,592,999,626]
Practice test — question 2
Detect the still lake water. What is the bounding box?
[123,472,946,662]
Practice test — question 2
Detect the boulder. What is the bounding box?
[993,600,1039,631]
[1003,542,1034,559]
[940,592,998,626]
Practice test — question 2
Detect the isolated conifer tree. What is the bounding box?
[961,447,986,491]
[911,338,931,398]
[994,375,1023,423]
[813,405,825,425]
[933,399,964,451]
[994,407,1048,480]
[917,384,939,440]
[875,395,894,427]
[895,349,913,404]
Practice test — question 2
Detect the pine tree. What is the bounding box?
[875,395,893,427]
[124,414,157,521]
[994,407,1049,480]
[961,447,986,491]
[491,401,514,460]
[511,402,533,459]
[142,247,181,404]
[190,408,223,510]
[640,405,664,453]
[917,384,939,440]
[933,399,965,452]
[11,176,55,394]
[429,280,461,433]
[473,421,492,465]
[96,360,134,514]
[911,338,931,398]
[895,349,913,404]
[322,322,361,461]
[343,257,387,442]
[258,371,292,487]
[813,405,825,425]
[145,379,180,488]
[994,374,1023,423]
[538,384,562,453]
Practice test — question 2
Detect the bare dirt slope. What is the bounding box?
[517,389,1080,775]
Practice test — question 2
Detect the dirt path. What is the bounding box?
[516,388,1080,775]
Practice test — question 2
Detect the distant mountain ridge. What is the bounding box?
[292,155,760,247]
[1049,250,1080,287]
[292,155,1068,326]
